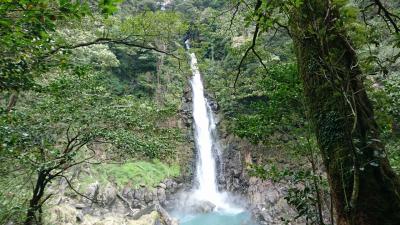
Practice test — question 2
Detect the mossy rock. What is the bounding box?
[44,204,77,225]
[127,211,160,225]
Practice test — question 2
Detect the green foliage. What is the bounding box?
[369,74,400,175]
[108,10,188,43]
[229,63,304,144]
[0,0,186,223]
[119,0,161,14]
[99,0,123,15]
[0,170,31,223]
[387,140,400,173]
[0,0,125,91]
[0,65,184,224]
[202,59,304,144]
[80,160,180,189]
[1,68,182,159]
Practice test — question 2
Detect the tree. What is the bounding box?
[0,69,183,224]
[0,2,187,224]
[229,0,400,223]
[288,1,400,224]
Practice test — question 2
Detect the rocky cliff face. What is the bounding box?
[48,85,300,225]
[217,137,301,224]
[44,177,183,225]
[179,85,196,186]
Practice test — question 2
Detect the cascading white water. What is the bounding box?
[185,40,239,212]
[187,42,218,199]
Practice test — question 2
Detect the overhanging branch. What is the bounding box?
[45,37,181,60]
[233,0,268,89]
[370,0,400,33]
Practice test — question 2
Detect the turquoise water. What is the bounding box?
[175,211,258,225]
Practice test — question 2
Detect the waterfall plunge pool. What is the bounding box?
[172,210,257,225]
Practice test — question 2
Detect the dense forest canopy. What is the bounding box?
[1,0,400,225]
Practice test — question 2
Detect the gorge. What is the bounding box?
[169,40,255,224]
[1,1,400,225]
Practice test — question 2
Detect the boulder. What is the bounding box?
[134,188,145,201]
[127,211,160,225]
[122,186,132,199]
[158,183,167,189]
[44,204,77,225]
[187,200,216,213]
[102,183,117,207]
[93,216,125,225]
[157,188,166,203]
[84,182,99,204]
[144,189,154,203]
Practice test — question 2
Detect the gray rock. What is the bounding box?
[265,190,280,204]
[102,183,117,207]
[122,186,132,198]
[157,183,167,189]
[187,200,216,213]
[84,182,99,204]
[157,188,166,203]
[76,211,84,222]
[74,203,87,209]
[134,188,145,201]
[164,179,173,189]
[144,189,154,203]
[132,199,141,208]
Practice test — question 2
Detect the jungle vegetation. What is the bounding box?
[1,0,400,225]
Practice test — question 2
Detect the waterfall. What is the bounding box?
[185,40,239,212]
[187,41,218,198]
[169,40,256,225]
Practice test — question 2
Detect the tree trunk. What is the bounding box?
[25,171,47,225]
[6,90,18,112]
[289,1,400,224]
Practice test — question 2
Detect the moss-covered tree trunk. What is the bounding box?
[289,1,400,224]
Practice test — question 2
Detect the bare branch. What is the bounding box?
[116,193,136,214]
[57,174,101,204]
[45,37,181,60]
[275,21,292,38]
[211,1,241,28]
[233,0,268,89]
[226,2,241,35]
[234,23,268,89]
[371,0,400,33]
[39,194,53,207]
[234,37,254,89]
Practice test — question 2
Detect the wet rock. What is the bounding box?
[164,179,174,189]
[232,169,241,178]
[187,200,216,213]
